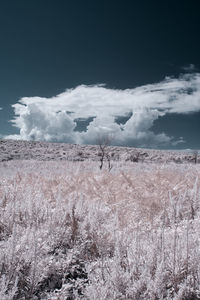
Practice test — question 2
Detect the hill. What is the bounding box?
[0,139,198,164]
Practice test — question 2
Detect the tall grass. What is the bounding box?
[0,160,200,299]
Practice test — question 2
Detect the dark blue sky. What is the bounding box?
[0,0,200,148]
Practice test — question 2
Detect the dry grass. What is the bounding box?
[0,160,200,299]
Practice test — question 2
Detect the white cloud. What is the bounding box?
[181,64,197,72]
[7,73,200,147]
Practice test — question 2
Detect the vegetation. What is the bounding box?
[97,134,113,171]
[0,159,200,299]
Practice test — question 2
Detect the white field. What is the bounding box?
[0,140,200,299]
[0,139,198,163]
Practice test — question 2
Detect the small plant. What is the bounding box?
[77,151,83,156]
[129,151,140,162]
[193,150,199,164]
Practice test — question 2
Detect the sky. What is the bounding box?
[0,0,200,149]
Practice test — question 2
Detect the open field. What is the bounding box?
[0,139,198,164]
[0,141,200,299]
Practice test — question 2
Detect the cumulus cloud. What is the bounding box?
[7,73,200,148]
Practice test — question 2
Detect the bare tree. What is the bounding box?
[96,134,113,171]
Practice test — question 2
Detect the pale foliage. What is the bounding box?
[0,160,200,299]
